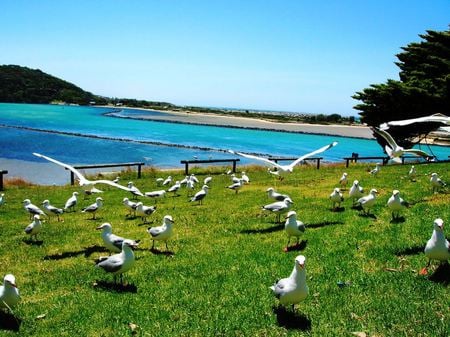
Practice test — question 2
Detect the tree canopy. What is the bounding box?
[353,29,450,148]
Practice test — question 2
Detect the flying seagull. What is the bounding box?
[371,127,431,163]
[33,153,132,192]
[380,114,450,130]
[228,142,338,177]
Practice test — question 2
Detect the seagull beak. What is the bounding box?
[95,225,103,230]
[8,281,17,288]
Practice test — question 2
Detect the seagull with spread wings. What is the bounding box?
[33,153,132,192]
[380,114,450,130]
[371,127,431,163]
[228,142,338,177]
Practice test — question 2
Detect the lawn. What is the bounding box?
[0,161,449,336]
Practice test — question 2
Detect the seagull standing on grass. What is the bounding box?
[408,165,417,181]
[23,199,46,219]
[190,185,209,205]
[226,179,244,194]
[0,274,20,311]
[270,255,309,309]
[64,192,79,212]
[122,197,138,217]
[82,197,103,219]
[24,214,42,241]
[370,163,381,177]
[430,173,446,193]
[0,193,5,207]
[127,182,144,199]
[284,211,305,252]
[329,188,344,210]
[96,223,140,254]
[204,176,212,185]
[356,189,378,215]
[147,215,174,251]
[339,172,348,189]
[135,202,157,223]
[95,240,135,284]
[371,127,431,163]
[387,190,409,220]
[42,200,64,222]
[420,218,450,275]
[167,181,181,197]
[228,142,338,179]
[33,153,132,193]
[162,176,172,186]
[262,197,294,223]
[266,187,290,201]
[144,190,166,201]
[241,172,250,184]
[349,180,364,204]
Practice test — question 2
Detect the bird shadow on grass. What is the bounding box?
[390,216,406,224]
[428,263,450,286]
[0,311,21,331]
[93,280,138,293]
[284,240,307,252]
[240,223,284,234]
[272,306,311,331]
[305,221,344,229]
[358,213,377,219]
[330,206,345,213]
[394,245,424,256]
[22,239,44,246]
[149,248,174,256]
[43,245,107,260]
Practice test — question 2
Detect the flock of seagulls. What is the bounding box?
[1,135,448,317]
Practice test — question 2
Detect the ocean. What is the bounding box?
[0,103,448,184]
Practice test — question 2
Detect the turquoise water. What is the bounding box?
[0,103,448,169]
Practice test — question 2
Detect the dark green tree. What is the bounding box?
[353,29,450,148]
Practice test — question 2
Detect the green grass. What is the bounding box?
[1,162,449,336]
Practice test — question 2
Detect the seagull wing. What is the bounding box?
[287,141,338,169]
[372,128,397,148]
[387,115,450,127]
[33,152,88,185]
[228,150,283,170]
[91,179,132,192]
[96,255,123,273]
[402,148,431,158]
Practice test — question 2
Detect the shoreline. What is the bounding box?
[103,106,375,139]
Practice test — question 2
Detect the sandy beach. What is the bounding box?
[109,107,375,139]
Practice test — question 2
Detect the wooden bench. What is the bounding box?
[180,159,240,175]
[267,157,323,169]
[0,170,8,190]
[343,156,389,168]
[67,162,145,185]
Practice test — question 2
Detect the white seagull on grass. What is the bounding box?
[0,274,20,311]
[387,190,409,220]
[42,199,64,222]
[349,180,364,204]
[23,199,46,219]
[24,214,42,241]
[95,240,135,284]
[190,185,209,205]
[127,181,144,198]
[64,192,79,212]
[147,215,174,251]
[262,197,294,223]
[430,173,446,193]
[329,188,344,211]
[266,187,290,201]
[33,153,132,193]
[420,218,450,275]
[82,197,103,219]
[284,211,305,252]
[96,223,140,254]
[122,197,138,217]
[356,189,378,215]
[371,127,431,163]
[270,255,309,309]
[135,202,157,223]
[228,142,338,178]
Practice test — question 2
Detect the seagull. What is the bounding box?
[0,274,20,311]
[162,176,172,186]
[387,190,409,220]
[241,171,250,184]
[420,218,450,275]
[122,197,138,217]
[189,174,199,184]
[33,153,132,193]
[203,176,212,185]
[64,192,79,212]
[356,189,378,215]
[127,182,144,199]
[372,127,431,163]
[284,211,305,251]
[0,193,4,207]
[190,185,209,205]
[228,142,338,177]
[349,180,364,204]
[167,181,181,197]
[339,172,348,189]
[24,214,42,241]
[262,197,294,223]
[266,187,290,201]
[380,114,450,130]
[23,199,46,219]
[270,255,309,309]
[230,174,240,184]
[82,197,103,219]
[96,223,140,254]
[113,176,120,184]
[186,178,196,196]
[370,163,381,177]
[430,173,446,193]
[155,177,164,186]
[144,190,166,200]
[147,215,174,251]
[135,202,157,223]
[95,239,135,284]
[408,165,417,182]
[329,188,344,210]
[226,179,244,194]
[42,199,64,222]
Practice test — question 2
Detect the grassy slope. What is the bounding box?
[0,162,449,336]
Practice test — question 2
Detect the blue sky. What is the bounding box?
[1,1,448,116]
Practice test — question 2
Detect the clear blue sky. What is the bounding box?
[1,1,448,116]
